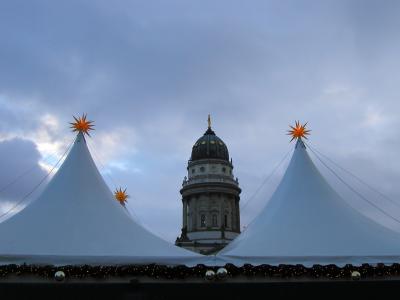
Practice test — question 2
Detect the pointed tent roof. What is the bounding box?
[219,139,400,266]
[0,133,203,266]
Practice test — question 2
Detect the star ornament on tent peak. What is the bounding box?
[70,113,95,136]
[287,121,311,142]
[114,187,129,204]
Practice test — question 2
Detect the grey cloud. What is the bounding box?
[0,0,400,241]
[0,138,47,217]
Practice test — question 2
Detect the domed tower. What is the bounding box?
[176,116,241,254]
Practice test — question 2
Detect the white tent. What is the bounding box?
[219,139,400,266]
[0,133,205,266]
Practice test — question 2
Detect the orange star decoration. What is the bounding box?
[70,114,94,136]
[287,121,311,142]
[114,187,129,204]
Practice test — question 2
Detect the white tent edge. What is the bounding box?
[0,254,224,267]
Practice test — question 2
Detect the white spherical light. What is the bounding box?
[205,270,216,280]
[54,270,66,282]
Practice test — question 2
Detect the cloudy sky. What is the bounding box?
[1,0,400,242]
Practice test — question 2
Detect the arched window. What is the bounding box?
[200,214,206,227]
[224,214,228,228]
[200,166,205,172]
[212,214,218,227]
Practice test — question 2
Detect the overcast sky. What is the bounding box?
[1,0,400,242]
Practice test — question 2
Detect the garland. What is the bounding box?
[0,263,399,280]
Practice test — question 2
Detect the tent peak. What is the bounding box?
[295,138,306,149]
[75,132,87,144]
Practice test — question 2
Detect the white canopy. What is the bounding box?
[0,133,205,266]
[219,139,400,266]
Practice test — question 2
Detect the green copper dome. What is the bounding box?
[190,127,229,161]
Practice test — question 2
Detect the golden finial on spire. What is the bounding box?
[207,114,211,129]
[114,187,129,204]
[287,121,311,142]
[70,113,94,136]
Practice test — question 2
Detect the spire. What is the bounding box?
[204,114,215,135]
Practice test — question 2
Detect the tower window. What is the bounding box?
[192,168,195,174]
[212,214,218,227]
[200,167,205,172]
[224,214,228,228]
[222,167,226,173]
[200,214,206,227]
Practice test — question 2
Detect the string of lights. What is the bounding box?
[0,263,399,280]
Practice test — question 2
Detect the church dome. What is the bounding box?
[190,127,229,162]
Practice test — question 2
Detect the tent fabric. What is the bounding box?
[218,139,400,266]
[0,133,205,266]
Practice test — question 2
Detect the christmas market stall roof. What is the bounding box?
[0,118,206,266]
[219,122,400,267]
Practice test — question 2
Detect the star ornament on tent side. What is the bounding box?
[114,187,129,204]
[70,113,95,136]
[287,121,311,142]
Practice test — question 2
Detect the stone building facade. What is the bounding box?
[175,118,241,254]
